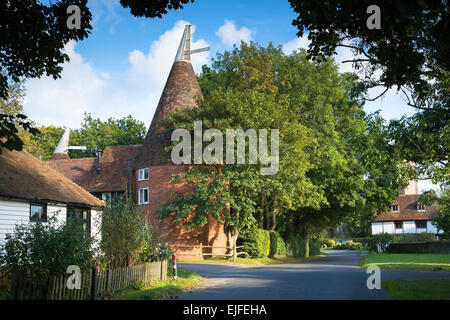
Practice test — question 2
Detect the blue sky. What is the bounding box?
[24,0,431,188]
[24,0,413,128]
[23,0,417,129]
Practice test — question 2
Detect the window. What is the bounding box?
[138,188,149,205]
[416,221,427,229]
[101,192,125,208]
[67,206,91,237]
[30,203,47,222]
[417,204,425,211]
[391,205,399,212]
[395,221,403,229]
[138,168,149,181]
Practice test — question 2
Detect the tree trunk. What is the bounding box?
[264,195,270,230]
[270,197,278,231]
[258,193,264,229]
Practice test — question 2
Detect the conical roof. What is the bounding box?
[134,60,202,168]
[50,128,70,160]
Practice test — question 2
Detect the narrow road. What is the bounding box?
[175,250,450,300]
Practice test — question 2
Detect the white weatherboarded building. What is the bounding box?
[371,180,442,236]
[0,147,104,246]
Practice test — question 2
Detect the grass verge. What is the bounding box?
[383,278,450,300]
[179,253,328,266]
[360,253,450,271]
[111,268,205,300]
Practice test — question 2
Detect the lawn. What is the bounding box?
[360,253,450,271]
[114,267,205,300]
[179,253,328,266]
[383,279,450,300]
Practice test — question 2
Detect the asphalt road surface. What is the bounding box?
[175,250,450,300]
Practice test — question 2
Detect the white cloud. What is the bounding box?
[216,19,252,46]
[22,21,210,129]
[126,20,210,124]
[23,41,108,128]
[282,36,310,55]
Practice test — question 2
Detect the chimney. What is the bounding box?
[95,148,103,175]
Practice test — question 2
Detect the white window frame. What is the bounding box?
[138,188,149,205]
[138,168,149,181]
[417,204,425,211]
[391,205,399,212]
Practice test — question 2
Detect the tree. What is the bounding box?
[18,113,146,160]
[287,0,449,186]
[420,189,450,238]
[18,125,65,160]
[70,113,147,158]
[158,42,407,254]
[100,198,147,268]
[0,74,39,154]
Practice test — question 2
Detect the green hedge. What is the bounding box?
[309,239,321,256]
[242,228,271,258]
[269,231,287,256]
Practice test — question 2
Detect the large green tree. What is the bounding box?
[18,113,146,160]
[158,42,408,253]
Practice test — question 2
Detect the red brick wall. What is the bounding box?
[134,164,228,259]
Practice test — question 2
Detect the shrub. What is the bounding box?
[309,239,321,256]
[393,233,435,243]
[139,225,172,263]
[100,198,148,267]
[326,239,335,248]
[351,242,363,250]
[242,228,271,258]
[277,236,287,255]
[269,231,286,256]
[368,233,394,252]
[0,217,93,284]
[352,237,370,245]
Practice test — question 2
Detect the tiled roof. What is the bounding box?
[0,147,104,207]
[134,61,202,168]
[48,144,142,193]
[374,194,440,221]
[50,153,70,160]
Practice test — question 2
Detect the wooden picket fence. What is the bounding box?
[10,260,167,300]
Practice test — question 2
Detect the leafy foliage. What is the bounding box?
[269,231,286,256]
[0,216,94,283]
[100,198,147,268]
[420,189,450,238]
[0,75,39,154]
[139,225,172,262]
[100,198,171,267]
[368,233,394,252]
[0,0,92,100]
[70,113,147,158]
[18,113,146,160]
[241,227,270,258]
[120,0,194,18]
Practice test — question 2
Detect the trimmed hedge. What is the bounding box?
[393,233,436,243]
[309,239,321,256]
[242,228,271,258]
[269,231,287,256]
[386,241,450,253]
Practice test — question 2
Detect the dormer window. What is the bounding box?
[417,204,425,211]
[391,205,399,212]
[138,168,149,181]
